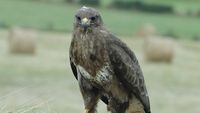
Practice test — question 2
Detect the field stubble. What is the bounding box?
[0,29,200,113]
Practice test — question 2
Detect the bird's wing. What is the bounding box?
[106,34,151,113]
[70,57,78,80]
[69,51,109,104]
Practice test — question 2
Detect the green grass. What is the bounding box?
[0,0,200,39]
[0,0,77,32]
[0,29,200,113]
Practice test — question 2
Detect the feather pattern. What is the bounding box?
[106,34,151,113]
[69,6,151,113]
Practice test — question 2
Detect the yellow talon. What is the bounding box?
[84,109,89,113]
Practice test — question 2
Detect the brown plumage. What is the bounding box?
[69,6,151,113]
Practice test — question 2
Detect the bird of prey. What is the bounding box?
[69,6,151,113]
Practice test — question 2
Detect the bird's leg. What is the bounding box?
[78,75,100,113]
[107,97,129,113]
[84,109,89,113]
[82,92,99,113]
[81,85,100,113]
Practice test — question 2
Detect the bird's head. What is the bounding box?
[74,6,103,33]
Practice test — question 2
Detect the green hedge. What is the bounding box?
[111,0,174,14]
[79,0,100,6]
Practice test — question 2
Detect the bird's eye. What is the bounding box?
[90,16,96,21]
[76,16,81,21]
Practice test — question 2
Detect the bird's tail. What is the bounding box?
[145,110,151,113]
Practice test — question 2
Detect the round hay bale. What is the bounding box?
[136,23,157,38]
[144,36,175,62]
[174,9,187,17]
[8,27,37,54]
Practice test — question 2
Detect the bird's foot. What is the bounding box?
[84,109,89,113]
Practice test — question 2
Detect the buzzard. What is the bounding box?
[69,6,151,113]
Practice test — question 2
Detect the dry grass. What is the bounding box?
[0,29,200,113]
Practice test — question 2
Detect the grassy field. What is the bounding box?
[0,0,200,39]
[0,29,200,113]
[0,0,200,112]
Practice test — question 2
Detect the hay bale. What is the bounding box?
[8,27,37,54]
[175,10,187,17]
[136,23,157,38]
[144,36,175,62]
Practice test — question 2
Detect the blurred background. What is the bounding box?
[0,0,200,113]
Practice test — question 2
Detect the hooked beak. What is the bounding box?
[81,18,90,29]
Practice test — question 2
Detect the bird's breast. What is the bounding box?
[72,33,108,77]
[77,64,113,86]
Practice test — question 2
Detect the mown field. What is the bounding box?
[0,0,200,39]
[0,29,200,113]
[0,0,200,113]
